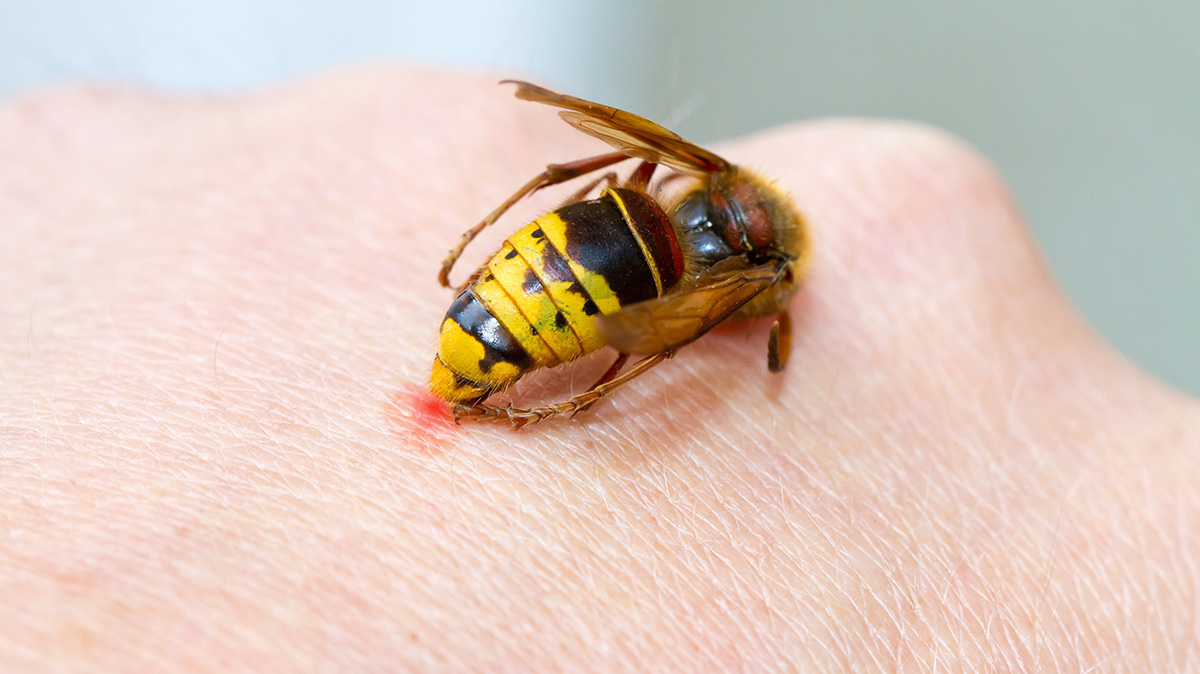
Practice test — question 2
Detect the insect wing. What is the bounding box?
[596,263,786,355]
[505,80,731,175]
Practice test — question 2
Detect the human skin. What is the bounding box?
[1,67,1198,672]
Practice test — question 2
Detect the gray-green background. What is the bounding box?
[3,2,1196,394]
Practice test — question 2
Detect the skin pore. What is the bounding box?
[1,67,1198,671]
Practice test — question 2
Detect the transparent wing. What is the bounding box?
[596,263,786,355]
[505,80,732,175]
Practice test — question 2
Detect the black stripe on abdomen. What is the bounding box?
[556,196,659,306]
[446,289,534,374]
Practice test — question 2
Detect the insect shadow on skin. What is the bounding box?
[429,80,812,429]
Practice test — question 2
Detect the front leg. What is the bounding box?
[768,310,792,373]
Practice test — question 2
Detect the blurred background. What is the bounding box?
[2,1,1196,394]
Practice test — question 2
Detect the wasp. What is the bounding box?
[430,81,810,428]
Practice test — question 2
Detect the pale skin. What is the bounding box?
[1,67,1198,672]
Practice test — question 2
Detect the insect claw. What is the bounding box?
[568,400,596,419]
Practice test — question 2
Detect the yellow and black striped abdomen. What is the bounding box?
[430,188,683,403]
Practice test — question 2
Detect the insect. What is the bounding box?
[429,81,810,428]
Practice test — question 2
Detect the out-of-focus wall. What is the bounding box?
[2,1,1196,394]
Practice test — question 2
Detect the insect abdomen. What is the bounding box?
[430,189,682,403]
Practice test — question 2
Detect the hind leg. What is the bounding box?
[454,351,669,429]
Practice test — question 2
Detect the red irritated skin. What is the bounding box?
[1,67,1198,672]
[384,385,456,455]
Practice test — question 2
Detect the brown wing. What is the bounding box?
[504,80,732,175]
[596,263,786,355]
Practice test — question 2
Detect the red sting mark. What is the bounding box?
[384,385,457,454]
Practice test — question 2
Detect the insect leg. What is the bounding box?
[453,351,670,429]
[623,161,658,191]
[438,151,631,288]
[767,310,792,373]
[568,351,631,418]
[559,171,619,206]
[589,352,630,388]
[451,267,485,294]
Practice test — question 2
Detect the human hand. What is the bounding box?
[2,68,1197,671]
